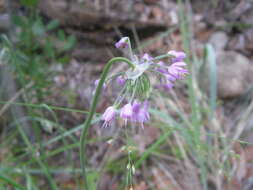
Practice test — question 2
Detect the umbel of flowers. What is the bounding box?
[101,37,188,129]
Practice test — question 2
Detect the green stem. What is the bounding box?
[153,53,172,61]
[79,57,134,190]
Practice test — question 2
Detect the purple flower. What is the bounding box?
[167,62,188,79]
[120,103,133,119]
[116,75,126,86]
[102,106,116,128]
[167,74,177,82]
[115,37,129,49]
[132,101,142,119]
[141,53,153,63]
[168,50,186,62]
[163,82,174,90]
[131,100,150,128]
[156,61,168,74]
[172,61,187,67]
[133,100,141,110]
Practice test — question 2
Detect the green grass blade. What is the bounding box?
[0,174,26,190]
[15,120,59,190]
[205,44,217,118]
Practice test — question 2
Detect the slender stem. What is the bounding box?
[153,53,172,61]
[79,57,134,190]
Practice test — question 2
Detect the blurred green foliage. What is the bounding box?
[2,0,76,99]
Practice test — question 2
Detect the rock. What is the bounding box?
[217,51,253,99]
[200,51,253,99]
[208,32,228,52]
[240,5,253,25]
[38,0,171,29]
[227,28,253,56]
[228,34,246,53]
[228,0,252,21]
[245,28,253,53]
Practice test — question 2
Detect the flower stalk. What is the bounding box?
[79,57,134,190]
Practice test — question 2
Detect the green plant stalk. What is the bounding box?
[177,0,207,189]
[79,57,134,190]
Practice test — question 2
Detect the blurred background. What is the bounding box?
[1,0,253,189]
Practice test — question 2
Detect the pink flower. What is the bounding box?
[131,100,150,128]
[168,50,186,62]
[141,53,153,63]
[115,37,129,49]
[120,103,133,119]
[131,101,141,121]
[163,82,174,90]
[132,100,141,113]
[167,74,177,82]
[156,61,168,74]
[167,62,188,79]
[102,106,116,128]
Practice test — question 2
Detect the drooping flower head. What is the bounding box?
[102,106,116,128]
[97,38,189,128]
[115,37,129,49]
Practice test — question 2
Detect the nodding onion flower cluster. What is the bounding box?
[99,37,188,128]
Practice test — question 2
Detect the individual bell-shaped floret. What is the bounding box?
[168,50,186,62]
[120,103,133,121]
[167,61,188,79]
[102,106,116,128]
[156,61,169,74]
[115,37,129,49]
[131,100,150,128]
[141,53,154,64]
